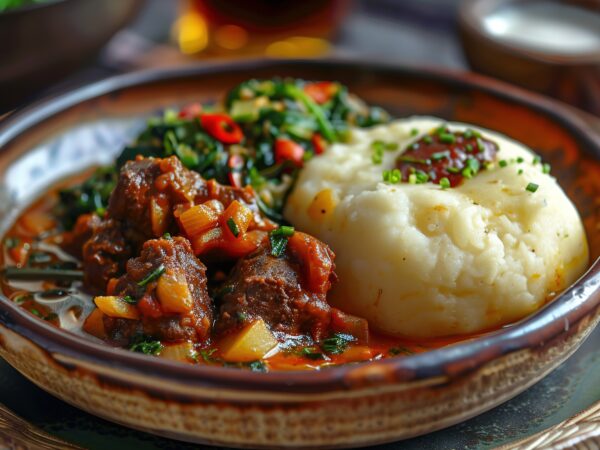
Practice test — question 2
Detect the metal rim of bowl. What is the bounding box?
[0,58,599,394]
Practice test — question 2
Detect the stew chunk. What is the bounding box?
[215,232,340,341]
[98,237,213,345]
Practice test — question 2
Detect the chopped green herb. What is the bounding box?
[526,182,539,193]
[130,339,163,355]
[410,128,419,136]
[397,156,429,165]
[247,361,267,372]
[465,144,474,152]
[516,157,524,163]
[162,232,172,240]
[423,136,433,144]
[226,218,240,237]
[137,264,165,287]
[499,160,508,168]
[198,348,218,363]
[431,151,450,161]
[385,142,399,151]
[463,129,474,140]
[476,138,485,153]
[299,347,325,360]
[462,167,473,179]
[322,333,354,354]
[123,296,137,304]
[447,167,461,174]
[465,158,480,174]
[236,311,248,322]
[415,171,429,184]
[439,177,451,189]
[30,308,42,318]
[533,155,541,165]
[518,169,523,175]
[270,226,295,257]
[439,133,456,144]
[542,163,551,174]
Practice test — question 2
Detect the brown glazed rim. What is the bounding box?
[0,58,599,395]
[458,0,600,65]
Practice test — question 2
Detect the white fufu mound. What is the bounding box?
[285,117,589,338]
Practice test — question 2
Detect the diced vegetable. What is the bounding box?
[287,232,333,294]
[82,308,106,339]
[137,295,163,318]
[221,200,253,240]
[229,96,268,122]
[274,138,305,167]
[340,346,373,362]
[307,188,338,223]
[220,319,278,362]
[221,230,267,259]
[330,308,369,344]
[311,133,327,155]
[191,226,224,255]
[19,211,55,235]
[150,197,170,237]
[178,201,222,238]
[160,341,196,363]
[156,269,193,314]
[303,81,338,105]
[94,296,140,320]
[200,113,243,144]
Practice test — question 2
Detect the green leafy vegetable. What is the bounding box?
[130,339,163,355]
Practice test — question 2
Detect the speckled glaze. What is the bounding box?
[0,60,598,448]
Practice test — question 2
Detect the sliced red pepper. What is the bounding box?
[200,113,243,144]
[311,133,327,155]
[178,103,202,119]
[227,154,244,188]
[275,138,304,167]
[303,82,338,105]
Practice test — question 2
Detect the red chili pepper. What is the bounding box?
[275,138,305,167]
[303,82,338,105]
[200,113,243,144]
[227,154,244,188]
[311,133,327,155]
[137,295,163,319]
[178,103,202,119]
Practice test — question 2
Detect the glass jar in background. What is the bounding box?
[173,0,351,58]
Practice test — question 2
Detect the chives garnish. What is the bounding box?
[466,158,480,174]
[499,160,508,168]
[415,171,429,183]
[385,142,399,151]
[516,157,524,163]
[270,226,295,257]
[410,128,419,136]
[439,177,450,189]
[518,169,523,175]
[463,129,474,139]
[526,182,539,193]
[423,136,433,144]
[398,156,429,165]
[476,138,485,153]
[226,218,240,237]
[431,151,450,161]
[542,163,551,174]
[439,133,456,144]
[462,167,473,179]
[138,264,165,287]
[533,155,541,165]
[447,167,460,174]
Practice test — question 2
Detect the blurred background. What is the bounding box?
[0,0,599,116]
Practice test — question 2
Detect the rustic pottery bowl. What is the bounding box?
[0,60,599,449]
[458,0,600,116]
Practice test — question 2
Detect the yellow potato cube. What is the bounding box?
[220,319,278,362]
[156,269,193,314]
[94,296,139,320]
[160,341,195,363]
